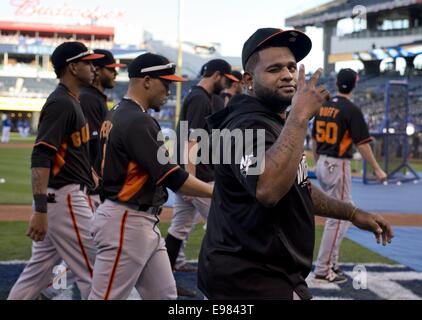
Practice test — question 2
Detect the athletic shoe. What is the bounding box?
[314,271,347,284]
[174,263,198,273]
[176,284,197,297]
[332,267,344,276]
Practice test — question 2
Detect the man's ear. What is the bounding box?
[143,75,151,89]
[243,72,253,91]
[67,62,78,77]
[212,71,222,81]
[94,66,101,78]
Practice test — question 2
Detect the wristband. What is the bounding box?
[348,206,358,222]
[34,194,47,213]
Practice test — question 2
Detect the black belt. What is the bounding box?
[79,184,89,193]
[117,201,162,215]
[47,184,90,203]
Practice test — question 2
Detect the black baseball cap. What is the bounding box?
[337,68,358,92]
[242,28,312,69]
[231,70,243,81]
[51,41,104,71]
[128,53,185,82]
[201,59,239,82]
[92,49,126,68]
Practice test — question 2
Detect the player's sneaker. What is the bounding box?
[176,284,197,297]
[174,263,198,273]
[332,267,344,276]
[314,270,347,284]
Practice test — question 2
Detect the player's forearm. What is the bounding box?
[32,167,50,195]
[186,141,197,176]
[31,167,50,213]
[312,185,357,221]
[256,114,308,207]
[357,143,382,172]
[178,174,213,198]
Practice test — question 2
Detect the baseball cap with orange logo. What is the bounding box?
[242,28,312,69]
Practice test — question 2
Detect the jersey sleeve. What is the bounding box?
[349,106,372,145]
[126,115,183,186]
[34,98,75,151]
[228,121,278,198]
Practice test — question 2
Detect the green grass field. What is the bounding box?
[0,147,32,204]
[0,221,396,264]
[2,132,36,144]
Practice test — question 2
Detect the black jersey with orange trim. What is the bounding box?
[312,96,372,159]
[33,83,94,189]
[100,98,188,207]
[80,85,108,171]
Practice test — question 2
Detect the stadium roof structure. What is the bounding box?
[0,21,114,37]
[285,0,420,27]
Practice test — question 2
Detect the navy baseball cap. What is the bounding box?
[92,49,126,68]
[231,70,243,81]
[242,28,312,69]
[201,59,239,82]
[337,68,358,92]
[128,53,185,82]
[51,41,104,71]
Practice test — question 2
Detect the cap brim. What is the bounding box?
[81,53,105,61]
[225,73,239,82]
[105,63,127,68]
[160,74,186,82]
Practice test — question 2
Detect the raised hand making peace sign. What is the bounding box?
[291,65,330,121]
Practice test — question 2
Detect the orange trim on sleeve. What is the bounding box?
[52,142,68,176]
[356,137,373,145]
[34,141,58,152]
[66,193,93,277]
[104,210,128,300]
[156,166,180,186]
[338,130,352,158]
[117,161,149,202]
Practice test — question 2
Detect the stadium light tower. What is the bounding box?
[175,0,184,126]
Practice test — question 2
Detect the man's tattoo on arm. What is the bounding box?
[32,168,50,195]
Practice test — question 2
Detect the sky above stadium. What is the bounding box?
[1,0,331,71]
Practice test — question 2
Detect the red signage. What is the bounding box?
[11,0,125,20]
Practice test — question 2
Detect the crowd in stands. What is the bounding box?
[0,34,113,50]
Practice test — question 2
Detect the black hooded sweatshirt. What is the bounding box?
[197,94,315,300]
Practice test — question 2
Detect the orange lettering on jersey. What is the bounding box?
[100,120,113,139]
[320,107,339,119]
[315,120,338,145]
[71,132,81,148]
[81,124,89,143]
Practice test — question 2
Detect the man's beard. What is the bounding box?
[254,82,292,113]
[101,77,114,89]
[213,82,224,95]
